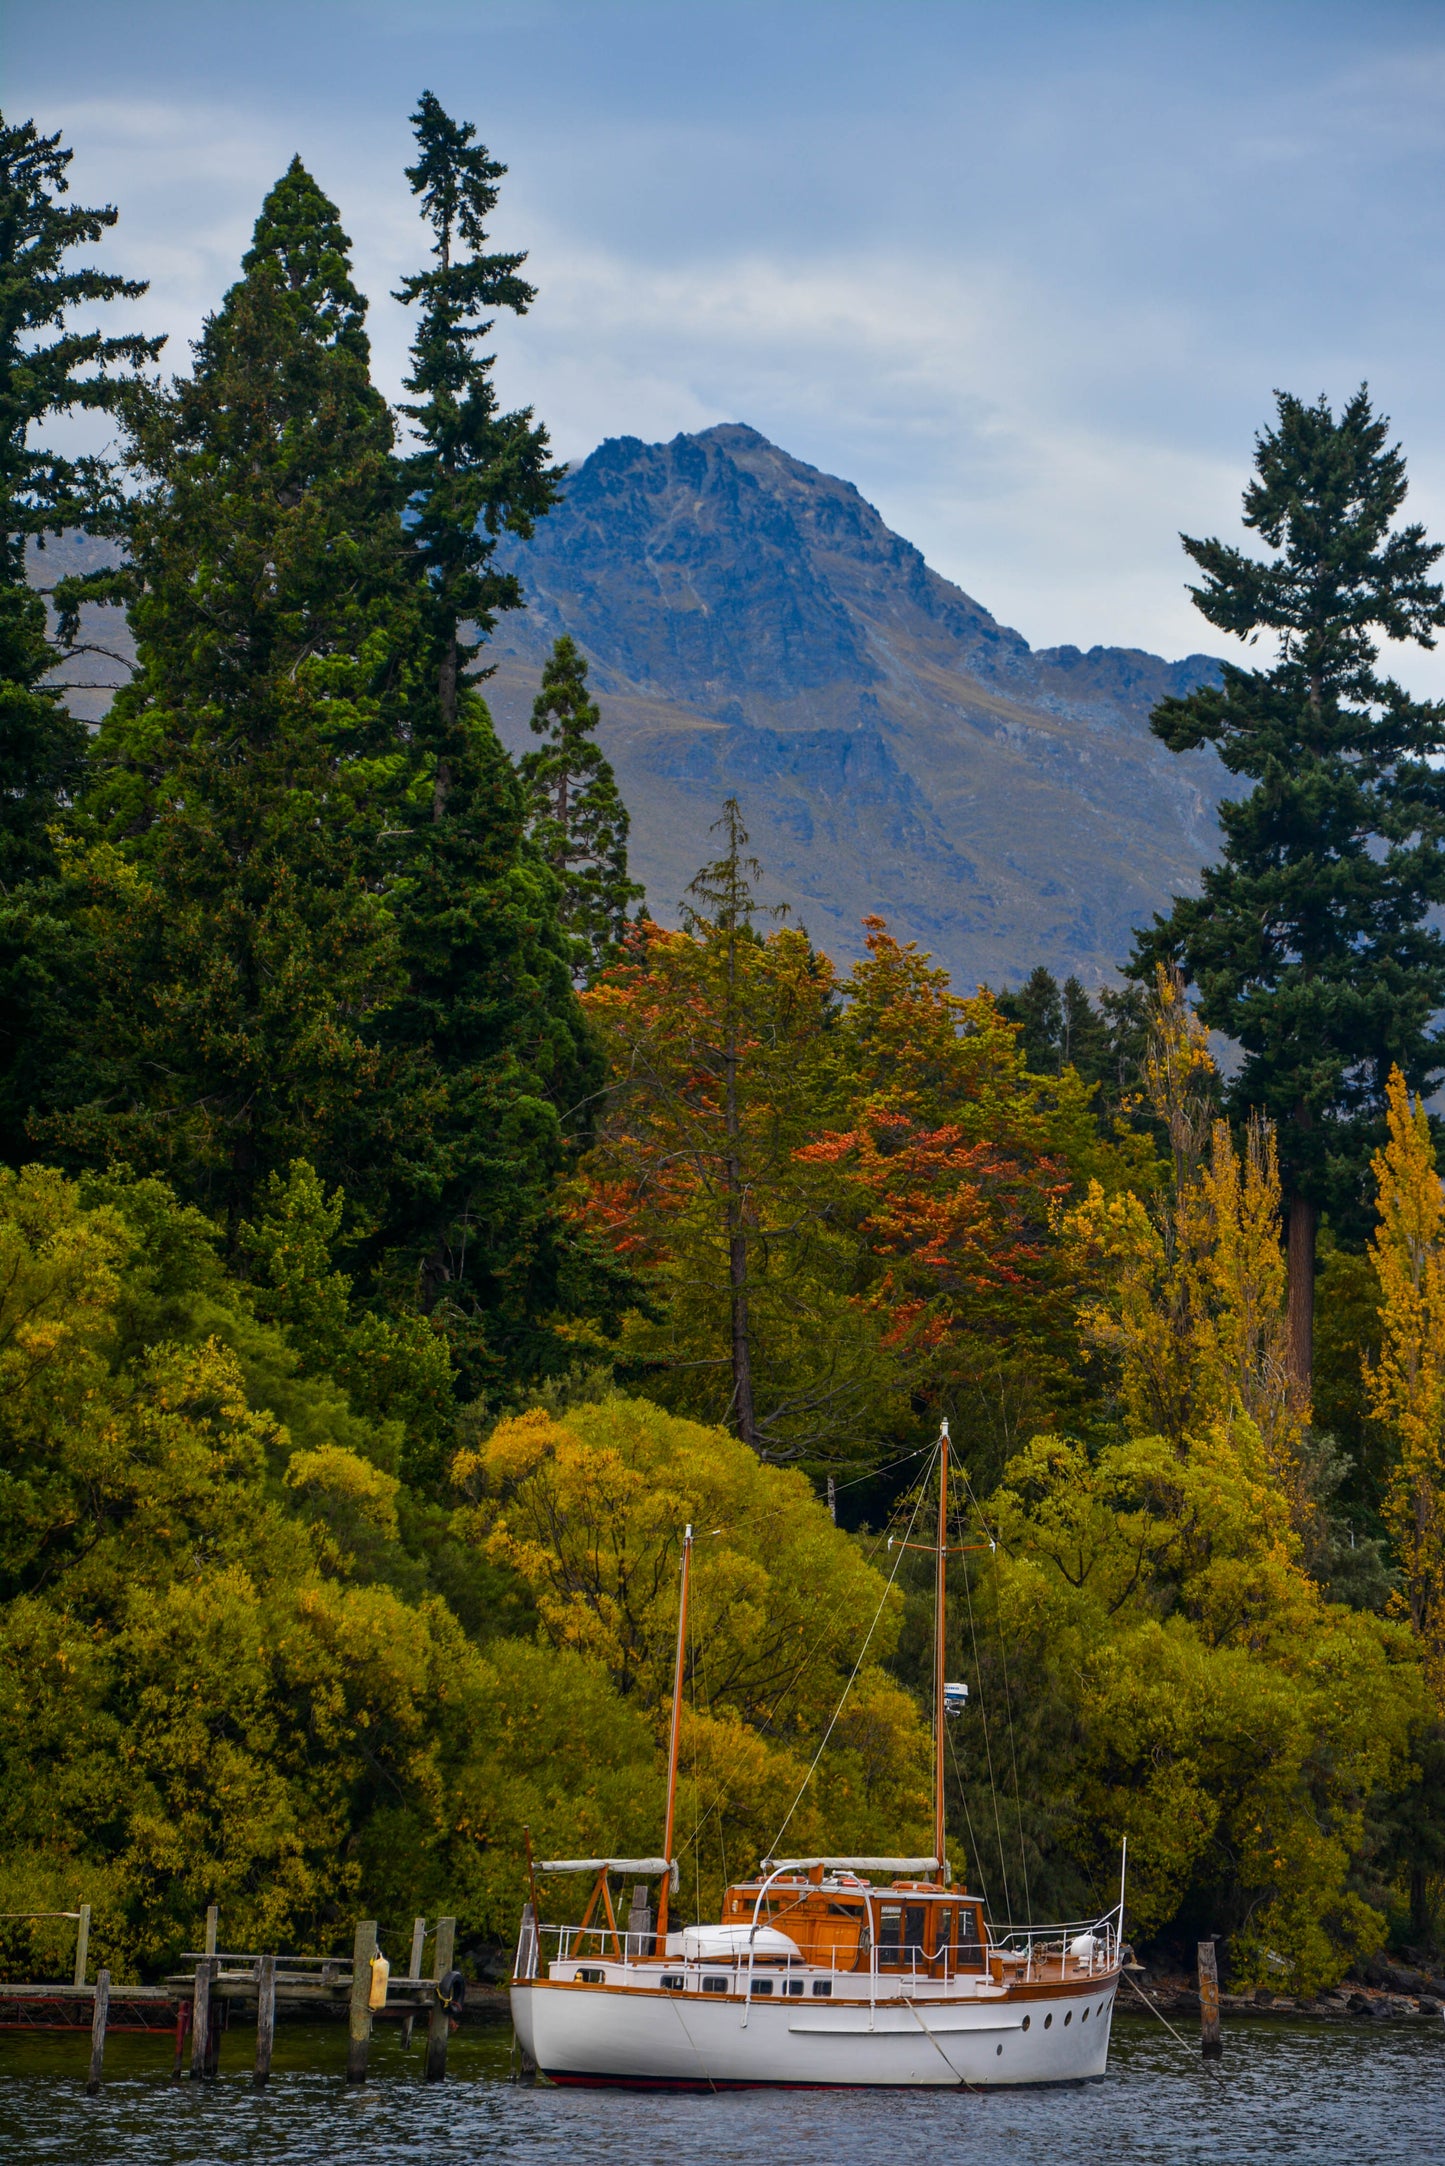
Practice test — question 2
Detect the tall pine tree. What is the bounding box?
[0,113,158,886]
[521,634,643,981]
[1133,389,1445,1382]
[42,159,417,1240]
[381,95,600,1388]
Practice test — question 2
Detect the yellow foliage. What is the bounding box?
[1066,974,1305,1488]
[1366,1066,1445,1711]
[456,1394,932,1898]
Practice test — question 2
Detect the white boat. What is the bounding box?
[510,1423,1124,2089]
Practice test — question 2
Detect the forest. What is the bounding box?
[1,96,1443,1997]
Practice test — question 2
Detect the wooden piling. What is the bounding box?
[73,1904,91,1989]
[346,1920,377,2084]
[424,1916,455,2083]
[401,1917,425,2050]
[1198,1938,1223,2058]
[189,1958,214,2080]
[254,1952,276,2087]
[204,1904,219,1957]
[172,1999,190,2079]
[86,1969,109,2093]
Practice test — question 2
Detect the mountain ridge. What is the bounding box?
[483,422,1226,987]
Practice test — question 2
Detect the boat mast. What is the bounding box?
[934,1421,949,1884]
[655,1521,693,1945]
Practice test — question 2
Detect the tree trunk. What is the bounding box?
[727,1176,758,1450]
[1286,1190,1318,1387]
[721,902,758,1451]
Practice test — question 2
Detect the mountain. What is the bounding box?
[484,422,1225,988]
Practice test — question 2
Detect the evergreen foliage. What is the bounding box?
[521,634,643,979]
[1133,389,1445,1376]
[0,113,159,887]
[378,95,601,1392]
[43,158,413,1242]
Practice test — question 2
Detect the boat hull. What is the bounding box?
[511,1977,1117,2089]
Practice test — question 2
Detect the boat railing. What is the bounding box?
[986,1910,1121,1982]
[525,1904,1122,1988]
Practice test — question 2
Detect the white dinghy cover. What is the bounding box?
[681,1924,801,1962]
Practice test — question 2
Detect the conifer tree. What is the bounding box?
[1134,389,1445,1382]
[0,113,158,883]
[380,95,599,1386]
[521,635,643,980]
[42,159,415,1239]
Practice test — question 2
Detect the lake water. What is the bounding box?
[0,2012,1441,2166]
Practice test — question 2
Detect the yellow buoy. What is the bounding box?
[368,1952,390,2010]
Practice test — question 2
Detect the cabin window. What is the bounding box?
[750,1977,774,1995]
[812,1980,832,1997]
[702,1977,727,1993]
[877,1904,904,1965]
[935,1907,953,1961]
[904,1906,926,1962]
[660,1975,684,1991]
[576,1968,605,1985]
[955,1907,986,1970]
[826,1902,861,1918]
[784,1979,805,1995]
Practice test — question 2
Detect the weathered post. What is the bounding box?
[254,1952,276,2087]
[86,1969,110,2093]
[172,2000,190,2079]
[425,1916,456,2082]
[189,1959,214,2080]
[204,1904,219,1957]
[401,1916,426,2050]
[347,1920,377,2083]
[1198,1938,1223,2058]
[73,1904,91,1988]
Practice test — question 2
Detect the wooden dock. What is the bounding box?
[0,1904,499,2088]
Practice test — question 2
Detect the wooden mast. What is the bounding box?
[654,1521,693,1945]
[934,1421,949,1884]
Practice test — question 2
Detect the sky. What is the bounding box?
[10,0,1445,692]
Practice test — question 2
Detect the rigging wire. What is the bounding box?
[958,1532,1013,1923]
[945,1714,993,1920]
[765,1442,936,1860]
[954,1459,1033,1925]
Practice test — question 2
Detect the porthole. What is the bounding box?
[1081,2007,1089,2022]
[750,1978,774,1996]
[702,1977,727,1994]
[811,1981,832,1997]
[576,1968,605,1985]
[1044,2012,1053,2029]
[1064,2011,1072,2026]
[1021,2015,1031,2031]
[660,1975,684,1991]
[995,2043,1003,2057]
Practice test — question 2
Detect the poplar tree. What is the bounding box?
[521,635,643,980]
[0,113,158,885]
[1134,389,1445,1382]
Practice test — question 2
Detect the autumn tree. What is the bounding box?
[1134,389,1445,1386]
[521,635,643,980]
[1366,1067,1445,1712]
[1067,969,1306,1483]
[580,806,860,1457]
